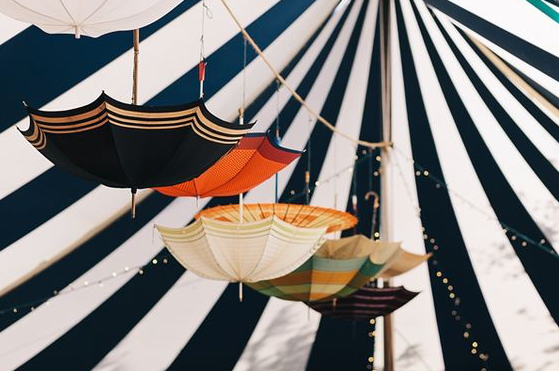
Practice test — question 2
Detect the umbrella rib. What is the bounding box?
[10,0,67,23]
[289,204,304,225]
[80,0,110,25]
[58,0,77,24]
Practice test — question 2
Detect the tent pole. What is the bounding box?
[379,0,394,370]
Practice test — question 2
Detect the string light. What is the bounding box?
[392,146,557,258]
[0,254,172,316]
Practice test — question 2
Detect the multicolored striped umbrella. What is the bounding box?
[308,285,419,320]
[153,133,301,198]
[247,235,406,302]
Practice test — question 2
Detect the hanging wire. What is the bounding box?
[198,0,212,98]
[305,115,312,205]
[274,79,281,203]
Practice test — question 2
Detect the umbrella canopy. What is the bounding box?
[246,235,407,302]
[20,92,254,190]
[156,215,328,283]
[308,285,419,320]
[153,132,302,198]
[196,203,357,233]
[0,0,183,38]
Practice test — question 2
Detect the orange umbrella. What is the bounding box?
[153,133,301,197]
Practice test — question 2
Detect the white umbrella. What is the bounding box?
[0,0,183,38]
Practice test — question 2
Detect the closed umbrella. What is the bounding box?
[153,132,301,198]
[0,0,183,38]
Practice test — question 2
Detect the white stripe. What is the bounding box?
[311,0,378,213]
[421,3,559,249]
[0,196,209,371]
[93,273,227,371]
[0,0,279,202]
[374,0,444,369]
[434,10,559,102]
[447,0,559,61]
[0,11,28,46]
[233,299,321,371]
[436,17,559,172]
[401,1,559,369]
[0,187,149,295]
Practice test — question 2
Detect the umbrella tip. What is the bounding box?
[22,101,28,108]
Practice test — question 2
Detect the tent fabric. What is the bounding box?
[196,203,358,233]
[156,215,327,283]
[0,0,183,38]
[246,235,404,302]
[308,285,419,319]
[0,0,558,370]
[153,132,301,197]
[20,92,254,189]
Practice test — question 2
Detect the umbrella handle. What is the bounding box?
[238,282,243,302]
[131,188,137,219]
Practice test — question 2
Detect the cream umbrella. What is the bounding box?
[156,204,357,300]
[0,0,183,38]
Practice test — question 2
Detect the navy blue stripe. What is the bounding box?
[308,4,381,369]
[14,2,324,368]
[424,0,559,83]
[0,168,95,250]
[395,0,511,369]
[416,5,559,322]
[0,1,198,131]
[429,15,559,201]
[0,0,317,255]
[0,192,173,333]
[456,27,559,142]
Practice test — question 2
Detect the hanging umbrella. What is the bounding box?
[196,203,357,233]
[20,92,254,215]
[153,132,301,198]
[156,204,356,300]
[0,0,183,38]
[246,235,409,302]
[308,284,419,320]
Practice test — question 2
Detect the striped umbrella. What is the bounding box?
[247,235,408,302]
[308,284,419,320]
[156,204,356,300]
[20,92,254,216]
[196,203,357,233]
[153,132,301,198]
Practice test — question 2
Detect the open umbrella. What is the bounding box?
[0,0,183,38]
[308,284,419,320]
[153,132,301,198]
[246,235,407,302]
[20,92,254,215]
[156,204,356,300]
[196,203,357,233]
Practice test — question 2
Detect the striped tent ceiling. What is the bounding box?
[0,0,557,370]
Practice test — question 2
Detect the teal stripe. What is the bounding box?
[525,0,559,23]
[312,256,368,271]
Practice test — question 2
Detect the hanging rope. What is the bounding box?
[199,0,212,98]
[274,79,281,203]
[219,0,390,149]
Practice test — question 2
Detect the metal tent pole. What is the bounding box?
[379,0,394,369]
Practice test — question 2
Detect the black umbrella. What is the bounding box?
[20,92,254,216]
[308,284,419,320]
